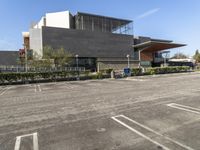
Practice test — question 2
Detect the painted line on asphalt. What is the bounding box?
[111,115,170,150]
[167,103,200,114]
[33,132,39,150]
[14,136,21,150]
[38,85,41,92]
[0,86,12,96]
[34,85,37,92]
[14,132,39,150]
[116,115,194,150]
[35,85,41,92]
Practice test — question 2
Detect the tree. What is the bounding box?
[52,47,72,67]
[42,46,72,68]
[29,46,72,70]
[171,52,188,59]
[193,49,200,62]
[29,46,53,69]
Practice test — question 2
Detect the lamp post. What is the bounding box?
[75,54,79,80]
[126,54,130,68]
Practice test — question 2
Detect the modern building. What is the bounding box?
[0,51,19,66]
[21,10,185,71]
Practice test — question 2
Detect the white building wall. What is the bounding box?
[29,10,72,59]
[33,17,45,29]
[46,11,71,29]
[29,28,43,59]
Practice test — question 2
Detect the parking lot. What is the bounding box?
[0,72,200,150]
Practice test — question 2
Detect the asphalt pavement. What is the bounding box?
[1,72,200,150]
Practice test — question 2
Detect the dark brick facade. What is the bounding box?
[0,51,18,66]
[42,27,134,58]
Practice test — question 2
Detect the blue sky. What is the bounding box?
[0,0,200,57]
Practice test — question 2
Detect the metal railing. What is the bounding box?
[0,66,85,72]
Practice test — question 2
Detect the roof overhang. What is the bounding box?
[133,41,186,53]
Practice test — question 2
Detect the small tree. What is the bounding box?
[43,46,72,68]
[171,52,188,59]
[53,47,72,68]
[30,46,54,70]
[29,46,72,70]
[193,49,200,62]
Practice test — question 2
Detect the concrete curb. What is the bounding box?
[126,71,200,80]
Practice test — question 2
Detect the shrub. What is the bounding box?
[144,68,155,75]
[131,68,142,76]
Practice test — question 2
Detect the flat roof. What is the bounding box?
[76,12,133,24]
[133,41,186,52]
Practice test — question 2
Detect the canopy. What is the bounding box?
[133,41,186,52]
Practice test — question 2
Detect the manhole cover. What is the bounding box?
[96,128,106,132]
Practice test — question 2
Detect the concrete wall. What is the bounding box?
[46,11,71,29]
[29,28,43,59]
[97,61,139,71]
[34,17,46,29]
[0,51,18,66]
[42,27,134,58]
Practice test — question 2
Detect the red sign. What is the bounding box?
[19,49,25,58]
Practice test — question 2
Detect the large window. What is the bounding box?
[71,57,96,71]
[75,13,133,35]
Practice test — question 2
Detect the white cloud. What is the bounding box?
[136,8,160,20]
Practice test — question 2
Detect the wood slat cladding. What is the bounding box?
[141,51,153,61]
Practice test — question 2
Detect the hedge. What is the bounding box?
[0,66,191,85]
[143,66,190,75]
[0,71,111,85]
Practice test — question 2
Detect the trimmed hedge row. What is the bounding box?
[0,71,111,85]
[131,66,190,76]
[0,66,191,85]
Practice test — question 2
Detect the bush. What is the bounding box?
[144,68,155,75]
[0,66,191,85]
[131,68,142,76]
[130,66,190,76]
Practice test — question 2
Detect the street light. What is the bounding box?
[75,54,79,80]
[126,54,130,68]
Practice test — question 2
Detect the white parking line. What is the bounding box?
[33,132,39,150]
[112,115,194,150]
[167,103,200,114]
[111,116,170,150]
[125,78,145,81]
[0,86,12,96]
[14,132,39,150]
[35,85,41,92]
[38,85,41,92]
[14,136,21,150]
[34,85,37,92]
[118,115,194,150]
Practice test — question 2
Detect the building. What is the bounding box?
[22,10,185,71]
[0,51,19,66]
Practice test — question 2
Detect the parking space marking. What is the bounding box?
[167,103,200,114]
[35,85,42,92]
[14,132,39,150]
[112,115,194,150]
[33,132,39,150]
[125,78,146,81]
[0,86,12,96]
[112,115,170,150]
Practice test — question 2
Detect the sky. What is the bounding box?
[0,0,200,57]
